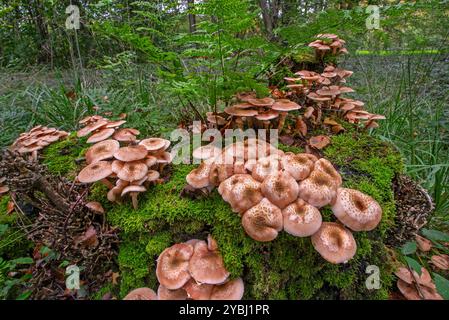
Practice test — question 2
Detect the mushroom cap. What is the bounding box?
[311,222,357,264]
[224,106,258,117]
[85,139,120,164]
[210,278,244,300]
[105,120,126,128]
[281,152,315,181]
[77,119,108,138]
[186,162,212,189]
[282,199,322,237]
[209,162,234,186]
[114,145,148,162]
[241,198,283,242]
[182,278,214,300]
[121,185,146,196]
[251,155,281,182]
[271,99,301,112]
[218,174,263,214]
[85,201,104,214]
[255,110,279,121]
[77,161,113,184]
[313,158,342,187]
[261,171,299,209]
[156,151,172,164]
[193,145,222,161]
[146,170,160,182]
[156,243,194,289]
[247,97,275,107]
[123,288,158,300]
[139,138,168,152]
[332,188,382,231]
[86,128,115,144]
[0,185,10,194]
[116,160,149,182]
[188,241,230,285]
[298,170,337,208]
[207,113,227,125]
[145,155,158,168]
[113,128,139,142]
[157,285,187,300]
[307,92,331,102]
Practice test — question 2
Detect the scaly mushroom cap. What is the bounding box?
[188,241,230,285]
[271,99,302,112]
[77,161,113,184]
[261,171,299,209]
[210,278,244,300]
[157,285,187,300]
[85,201,104,214]
[86,128,115,144]
[241,198,283,242]
[156,243,194,290]
[113,128,140,142]
[116,160,149,182]
[186,162,212,189]
[313,158,342,187]
[114,145,148,162]
[332,188,382,231]
[251,155,281,182]
[193,145,222,161]
[281,152,315,181]
[298,170,337,208]
[282,199,322,237]
[311,222,356,264]
[85,139,120,164]
[139,138,168,152]
[218,174,263,214]
[209,162,234,186]
[182,278,214,300]
[77,119,108,138]
[123,288,158,300]
[247,97,275,107]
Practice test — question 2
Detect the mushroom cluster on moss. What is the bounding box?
[10,125,69,161]
[76,116,172,209]
[151,235,244,300]
[186,139,383,264]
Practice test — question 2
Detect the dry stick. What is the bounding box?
[406,264,425,299]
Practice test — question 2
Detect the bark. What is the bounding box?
[258,0,274,39]
[187,0,196,33]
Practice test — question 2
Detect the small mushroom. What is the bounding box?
[218,174,263,214]
[186,162,212,189]
[114,145,148,162]
[210,278,244,300]
[241,198,283,242]
[251,155,281,182]
[123,288,158,300]
[157,285,187,300]
[77,161,114,189]
[281,152,316,181]
[113,128,140,143]
[85,139,120,164]
[298,170,337,208]
[77,119,108,138]
[282,199,322,237]
[121,185,146,209]
[85,201,104,214]
[156,243,194,290]
[182,278,214,300]
[86,128,115,144]
[188,241,230,285]
[271,99,302,131]
[261,171,299,209]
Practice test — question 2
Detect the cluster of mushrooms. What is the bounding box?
[124,235,244,300]
[308,33,348,58]
[186,138,383,264]
[10,125,68,161]
[76,115,172,209]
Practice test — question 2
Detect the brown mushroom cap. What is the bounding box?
[311,222,357,264]
[188,241,230,285]
[123,288,158,300]
[271,99,302,112]
[139,138,168,152]
[186,162,212,189]
[332,188,382,231]
[224,106,258,117]
[105,120,126,128]
[218,174,263,214]
[209,162,234,186]
[116,161,149,182]
[281,152,315,181]
[298,170,337,208]
[0,185,10,194]
[114,145,148,162]
[255,110,279,121]
[251,155,281,182]
[156,151,172,164]
[182,278,214,300]
[210,278,244,300]
[85,139,120,165]
[207,113,227,125]
[193,145,222,161]
[86,128,115,144]
[77,119,108,138]
[121,185,146,196]
[282,199,322,237]
[85,201,104,214]
[146,170,160,182]
[307,92,331,102]
[247,97,275,107]
[157,285,187,300]
[156,243,194,290]
[77,161,113,184]
[113,128,140,142]
[261,171,299,209]
[313,158,342,187]
[241,198,283,242]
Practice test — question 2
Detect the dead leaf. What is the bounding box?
[309,135,331,149]
[415,235,432,252]
[76,226,99,248]
[331,124,345,134]
[430,254,449,270]
[119,113,127,119]
[295,117,307,136]
[323,117,339,126]
[279,135,295,146]
[112,272,120,285]
[6,201,15,214]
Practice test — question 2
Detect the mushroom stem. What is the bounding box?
[31,150,38,161]
[277,112,288,132]
[247,117,254,129]
[100,178,114,189]
[263,121,270,131]
[130,192,139,210]
[235,117,244,130]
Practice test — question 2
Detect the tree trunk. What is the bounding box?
[258,0,274,39]
[187,0,196,33]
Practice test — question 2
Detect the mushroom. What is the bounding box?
[210,278,244,300]
[271,99,302,131]
[121,185,146,209]
[311,222,357,264]
[241,198,283,242]
[188,241,230,285]
[281,152,316,181]
[114,145,148,162]
[282,199,322,237]
[85,201,104,214]
[313,158,342,188]
[298,170,337,208]
[193,145,221,161]
[186,162,212,189]
[208,162,234,187]
[77,161,114,189]
[182,279,214,300]
[251,154,281,182]
[260,171,299,209]
[115,161,149,182]
[217,174,263,214]
[156,243,194,290]
[85,139,120,164]
[86,128,115,144]
[113,128,140,143]
[331,188,382,231]
[77,119,108,138]
[139,138,169,153]
[255,110,279,130]
[247,97,275,107]
[224,106,258,130]
[123,288,158,300]
[157,285,188,300]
